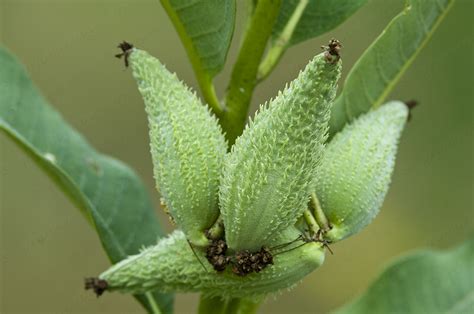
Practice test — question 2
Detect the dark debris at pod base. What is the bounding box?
[85,277,108,297]
[205,238,274,276]
[206,239,231,272]
[232,246,274,276]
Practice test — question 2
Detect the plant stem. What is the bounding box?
[227,297,262,314]
[242,0,257,44]
[159,0,223,117]
[200,78,223,118]
[240,298,263,314]
[221,0,282,145]
[198,295,262,314]
[226,299,242,314]
[257,0,309,82]
[310,192,331,232]
[303,208,320,236]
[198,295,228,314]
[145,292,162,314]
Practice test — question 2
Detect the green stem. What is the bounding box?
[198,295,228,314]
[226,299,242,314]
[221,0,282,145]
[303,208,320,236]
[145,292,162,314]
[198,295,263,314]
[242,0,257,45]
[257,0,309,82]
[228,297,262,314]
[200,78,223,118]
[310,192,331,232]
[159,0,223,117]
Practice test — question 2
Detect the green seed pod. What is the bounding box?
[98,229,324,298]
[315,101,408,241]
[219,49,342,251]
[128,48,227,246]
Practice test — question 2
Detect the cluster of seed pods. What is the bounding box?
[86,40,408,299]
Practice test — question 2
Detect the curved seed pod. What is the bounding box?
[315,101,408,241]
[97,230,324,299]
[127,47,227,246]
[219,46,342,251]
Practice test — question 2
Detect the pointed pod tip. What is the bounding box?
[321,39,342,64]
[115,41,134,68]
[404,99,418,109]
[84,277,108,297]
[404,99,419,122]
[118,41,133,50]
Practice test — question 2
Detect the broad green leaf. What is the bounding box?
[272,0,368,46]
[335,236,474,314]
[0,47,173,313]
[329,0,454,135]
[160,0,235,111]
[160,0,235,77]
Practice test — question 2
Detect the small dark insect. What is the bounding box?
[321,38,342,64]
[84,277,108,297]
[404,99,419,122]
[115,41,134,67]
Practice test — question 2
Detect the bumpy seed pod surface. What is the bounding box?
[128,49,227,246]
[219,50,342,251]
[315,101,408,241]
[98,229,324,299]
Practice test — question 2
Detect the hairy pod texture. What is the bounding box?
[129,49,227,246]
[99,230,324,298]
[220,52,342,251]
[315,101,408,241]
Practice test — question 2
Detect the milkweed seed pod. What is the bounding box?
[97,229,325,298]
[315,101,408,241]
[219,47,342,251]
[128,48,227,246]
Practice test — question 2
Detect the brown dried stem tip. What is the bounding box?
[404,99,419,122]
[115,41,134,67]
[322,39,342,63]
[85,277,108,297]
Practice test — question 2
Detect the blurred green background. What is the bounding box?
[0,0,472,313]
